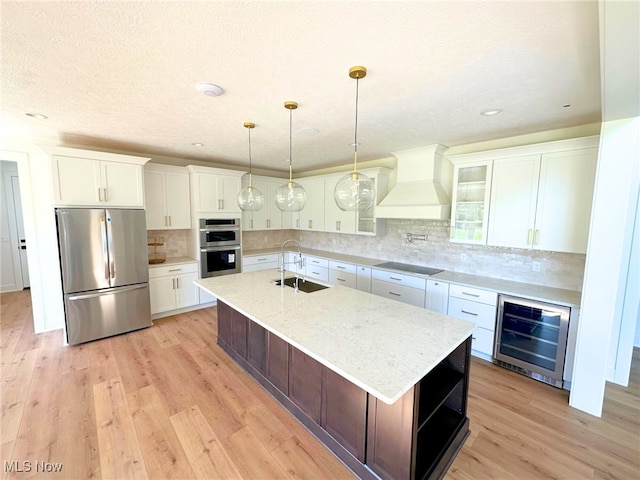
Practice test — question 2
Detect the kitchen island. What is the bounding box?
[196,270,475,480]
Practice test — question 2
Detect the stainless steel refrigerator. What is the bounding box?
[56,208,152,345]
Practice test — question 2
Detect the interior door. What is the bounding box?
[11,176,29,288]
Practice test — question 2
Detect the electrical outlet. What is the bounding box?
[460,253,467,263]
[532,261,541,272]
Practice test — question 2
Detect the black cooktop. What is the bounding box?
[374,261,444,276]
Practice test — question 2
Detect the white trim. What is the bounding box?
[447,136,600,164]
[38,146,150,165]
[186,165,246,176]
[151,300,216,320]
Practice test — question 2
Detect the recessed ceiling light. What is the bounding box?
[25,112,48,119]
[191,142,204,147]
[480,109,503,116]
[298,127,319,136]
[196,83,224,97]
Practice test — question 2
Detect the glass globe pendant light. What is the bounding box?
[334,66,376,212]
[237,121,264,211]
[275,101,307,212]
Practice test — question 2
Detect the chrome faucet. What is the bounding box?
[280,239,304,290]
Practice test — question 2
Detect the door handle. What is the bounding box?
[103,188,108,202]
[68,284,147,301]
[98,188,103,202]
[534,229,540,245]
[461,310,478,316]
[100,217,109,280]
[527,229,532,245]
[106,216,115,280]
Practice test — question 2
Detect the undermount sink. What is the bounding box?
[273,277,330,293]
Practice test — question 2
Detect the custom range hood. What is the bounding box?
[375,144,453,220]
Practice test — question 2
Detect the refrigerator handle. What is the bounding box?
[106,216,116,280]
[100,217,109,280]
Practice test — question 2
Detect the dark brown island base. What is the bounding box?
[216,301,472,480]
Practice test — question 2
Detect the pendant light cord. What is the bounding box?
[353,75,359,174]
[248,126,253,187]
[289,107,293,183]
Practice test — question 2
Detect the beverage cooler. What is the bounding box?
[494,295,570,388]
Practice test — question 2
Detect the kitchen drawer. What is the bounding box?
[371,279,426,308]
[471,326,495,357]
[448,297,497,330]
[449,283,497,306]
[306,256,329,269]
[371,268,426,290]
[329,260,357,275]
[329,269,357,289]
[306,265,329,282]
[244,253,279,267]
[149,262,198,278]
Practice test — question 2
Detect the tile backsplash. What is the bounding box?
[243,219,586,291]
[147,229,190,258]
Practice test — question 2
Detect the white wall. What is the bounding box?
[570,118,639,415]
[0,148,65,333]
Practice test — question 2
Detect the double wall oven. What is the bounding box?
[199,218,241,278]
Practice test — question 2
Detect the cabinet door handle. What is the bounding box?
[296,219,299,228]
[98,188,103,202]
[250,219,253,229]
[389,291,401,297]
[337,266,346,269]
[462,291,479,297]
[172,278,176,290]
[309,220,312,229]
[176,278,180,289]
[168,216,172,226]
[312,271,320,276]
[527,229,532,245]
[257,258,267,262]
[168,268,182,272]
[103,188,108,202]
[534,229,540,245]
[461,309,478,316]
[390,277,402,282]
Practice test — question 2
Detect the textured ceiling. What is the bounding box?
[1,1,601,173]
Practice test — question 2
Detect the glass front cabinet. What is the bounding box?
[449,160,493,244]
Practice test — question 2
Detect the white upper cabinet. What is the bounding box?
[48,147,149,207]
[242,175,283,231]
[298,178,325,231]
[488,155,540,249]
[534,149,598,253]
[449,161,493,244]
[488,146,598,253]
[324,176,357,234]
[144,164,191,230]
[187,165,244,215]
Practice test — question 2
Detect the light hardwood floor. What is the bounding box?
[1,289,638,479]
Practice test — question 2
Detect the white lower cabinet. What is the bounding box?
[329,261,357,288]
[305,256,329,282]
[149,262,199,314]
[243,253,279,272]
[425,280,449,314]
[447,284,497,359]
[371,269,426,308]
[356,266,372,292]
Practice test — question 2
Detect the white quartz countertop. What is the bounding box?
[243,247,582,307]
[196,270,475,405]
